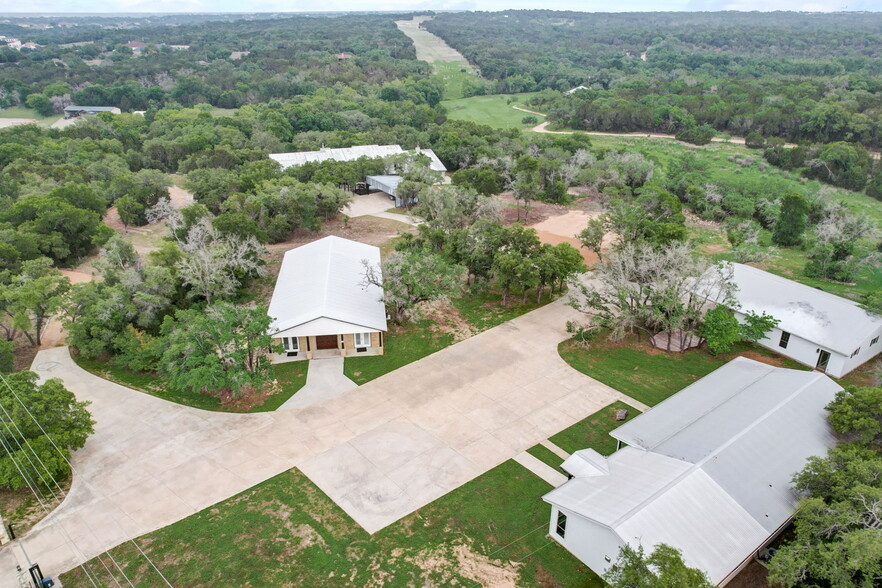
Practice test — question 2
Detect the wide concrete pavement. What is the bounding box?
[0,297,647,584]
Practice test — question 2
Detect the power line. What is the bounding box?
[0,392,124,587]
[0,429,102,588]
[0,371,173,587]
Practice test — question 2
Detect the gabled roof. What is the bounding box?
[544,358,841,585]
[269,145,447,172]
[721,263,882,354]
[268,236,387,337]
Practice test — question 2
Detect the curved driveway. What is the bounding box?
[0,297,646,583]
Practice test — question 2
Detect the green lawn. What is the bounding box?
[433,60,481,101]
[549,401,641,456]
[73,354,308,413]
[451,290,558,332]
[61,463,599,587]
[441,93,542,129]
[526,444,569,476]
[344,319,454,385]
[559,334,808,408]
[525,400,641,475]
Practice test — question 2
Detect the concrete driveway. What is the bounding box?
[0,297,646,583]
[344,192,420,226]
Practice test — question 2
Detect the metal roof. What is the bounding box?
[545,358,841,585]
[721,263,882,354]
[269,145,447,172]
[267,236,387,338]
[365,175,404,197]
[63,106,118,112]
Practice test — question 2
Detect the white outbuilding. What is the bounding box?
[267,236,387,362]
[707,263,882,377]
[543,357,841,586]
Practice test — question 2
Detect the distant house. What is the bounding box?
[702,263,882,377]
[269,144,446,207]
[267,236,387,363]
[565,85,589,94]
[229,50,250,60]
[63,106,122,118]
[544,357,841,586]
[125,40,146,53]
[335,52,353,60]
[167,44,190,51]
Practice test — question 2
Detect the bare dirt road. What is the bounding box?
[395,16,472,66]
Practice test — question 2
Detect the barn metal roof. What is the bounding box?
[267,236,387,338]
[269,145,447,172]
[719,263,882,354]
[544,358,841,585]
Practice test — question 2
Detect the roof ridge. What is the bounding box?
[734,262,881,317]
[611,370,826,529]
[612,358,772,449]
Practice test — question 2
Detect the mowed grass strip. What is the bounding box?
[526,444,568,476]
[61,463,599,587]
[559,334,808,408]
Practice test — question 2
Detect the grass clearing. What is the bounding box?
[433,61,481,101]
[73,354,308,413]
[559,334,808,407]
[61,462,598,587]
[442,93,542,129]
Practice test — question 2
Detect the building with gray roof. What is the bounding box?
[703,263,882,377]
[543,357,841,585]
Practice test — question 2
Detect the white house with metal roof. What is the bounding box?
[269,144,446,172]
[267,236,387,362]
[705,263,882,377]
[543,357,841,586]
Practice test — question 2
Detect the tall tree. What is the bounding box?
[604,543,713,588]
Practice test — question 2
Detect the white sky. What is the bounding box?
[3,0,880,14]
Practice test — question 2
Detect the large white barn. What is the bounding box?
[710,263,882,377]
[543,357,841,586]
[267,236,387,362]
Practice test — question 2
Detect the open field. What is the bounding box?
[396,15,480,100]
[0,106,62,127]
[442,93,542,128]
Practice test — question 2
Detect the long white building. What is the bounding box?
[544,357,841,585]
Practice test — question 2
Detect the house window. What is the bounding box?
[282,337,299,356]
[779,331,790,349]
[872,336,879,346]
[555,511,567,539]
[354,332,371,347]
[851,347,861,358]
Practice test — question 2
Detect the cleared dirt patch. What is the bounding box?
[528,209,613,266]
[39,270,94,349]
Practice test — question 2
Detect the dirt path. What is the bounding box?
[529,119,803,148]
[527,210,614,267]
[39,270,94,350]
[0,118,37,128]
[512,105,545,117]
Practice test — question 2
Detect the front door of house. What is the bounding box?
[315,334,338,350]
[816,350,831,372]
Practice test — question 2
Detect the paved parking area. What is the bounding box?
[0,297,646,583]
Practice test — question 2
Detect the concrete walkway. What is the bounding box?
[513,452,568,487]
[278,357,357,410]
[541,439,572,460]
[0,297,646,584]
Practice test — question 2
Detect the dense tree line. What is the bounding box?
[426,11,882,148]
[0,13,431,112]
